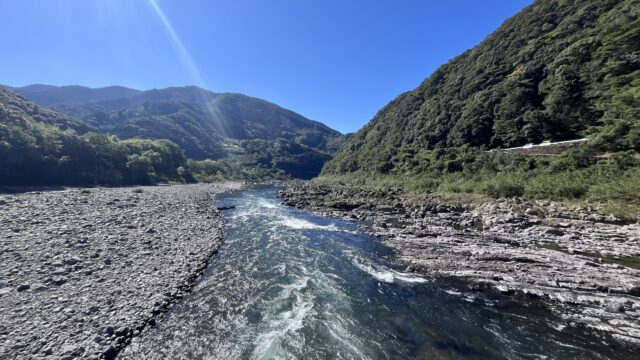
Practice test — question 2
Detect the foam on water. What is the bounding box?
[351,256,428,284]
[257,198,278,209]
[277,215,342,231]
[252,297,313,359]
[325,318,369,360]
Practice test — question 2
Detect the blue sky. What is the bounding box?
[0,0,532,133]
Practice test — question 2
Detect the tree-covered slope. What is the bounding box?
[83,92,343,160]
[86,100,229,160]
[0,87,190,186]
[323,0,639,175]
[4,85,345,179]
[9,85,345,159]
[0,88,94,134]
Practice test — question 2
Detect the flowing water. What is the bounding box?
[122,187,628,359]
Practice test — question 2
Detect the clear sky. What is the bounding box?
[0,0,532,133]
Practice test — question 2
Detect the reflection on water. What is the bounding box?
[122,187,630,360]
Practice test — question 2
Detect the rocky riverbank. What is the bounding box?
[280,182,640,345]
[0,183,241,360]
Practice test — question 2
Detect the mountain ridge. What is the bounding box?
[2,84,345,180]
[5,84,141,106]
[7,84,345,160]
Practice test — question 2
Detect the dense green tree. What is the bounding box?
[0,88,190,186]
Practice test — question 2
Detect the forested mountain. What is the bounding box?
[323,0,639,175]
[9,85,344,159]
[2,84,345,182]
[0,87,189,186]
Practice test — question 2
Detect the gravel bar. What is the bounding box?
[0,183,241,359]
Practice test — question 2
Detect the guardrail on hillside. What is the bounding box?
[491,138,590,155]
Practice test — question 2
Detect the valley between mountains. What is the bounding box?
[1,0,639,359]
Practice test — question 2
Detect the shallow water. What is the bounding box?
[122,187,628,359]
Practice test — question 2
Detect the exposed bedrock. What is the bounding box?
[280,183,640,344]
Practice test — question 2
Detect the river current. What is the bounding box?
[122,187,625,359]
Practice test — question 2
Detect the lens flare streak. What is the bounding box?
[146,0,205,87]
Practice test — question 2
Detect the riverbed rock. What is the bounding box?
[280,182,640,345]
[0,183,241,359]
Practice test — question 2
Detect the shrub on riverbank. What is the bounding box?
[187,159,288,182]
[315,147,640,216]
[0,122,193,186]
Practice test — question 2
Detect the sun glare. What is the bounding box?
[146,0,205,87]
[146,0,231,137]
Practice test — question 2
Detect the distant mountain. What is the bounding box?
[6,84,140,106]
[323,0,639,175]
[5,84,346,179]
[9,85,345,160]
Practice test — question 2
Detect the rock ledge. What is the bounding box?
[280,183,640,346]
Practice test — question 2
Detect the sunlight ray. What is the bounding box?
[146,0,230,139]
[147,0,204,86]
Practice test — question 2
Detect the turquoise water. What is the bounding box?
[122,187,630,359]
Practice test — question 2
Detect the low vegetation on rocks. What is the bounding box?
[319,145,640,219]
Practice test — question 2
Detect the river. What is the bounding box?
[121,187,624,359]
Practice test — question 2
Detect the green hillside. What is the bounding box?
[8,85,344,179]
[0,87,189,186]
[320,0,639,210]
[0,85,345,185]
[324,0,638,174]
[10,85,345,159]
